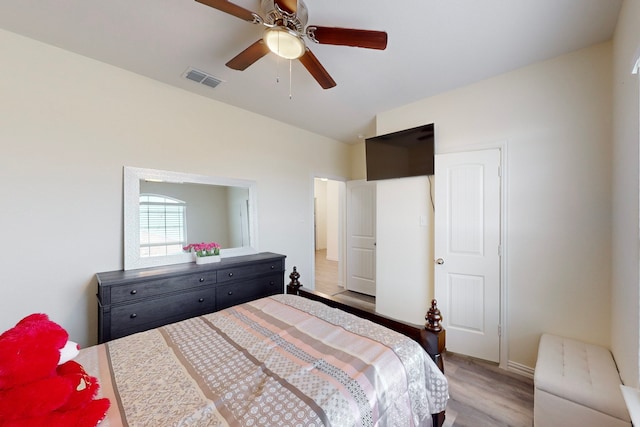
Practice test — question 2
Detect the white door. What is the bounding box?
[346,180,376,296]
[435,149,501,362]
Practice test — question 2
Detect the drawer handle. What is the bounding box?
[199,277,205,282]
[270,265,275,269]
[227,291,233,296]
[130,290,137,295]
[228,272,234,277]
[198,298,204,303]
[130,313,137,319]
[269,281,275,286]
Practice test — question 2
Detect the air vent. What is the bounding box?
[183,67,223,89]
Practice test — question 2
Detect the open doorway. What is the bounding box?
[313,178,377,311]
[313,178,344,295]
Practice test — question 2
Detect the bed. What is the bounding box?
[78,268,449,427]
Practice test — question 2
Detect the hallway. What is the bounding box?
[314,249,375,311]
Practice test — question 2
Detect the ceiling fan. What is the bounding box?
[195,0,388,89]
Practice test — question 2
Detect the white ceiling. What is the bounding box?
[0,0,621,144]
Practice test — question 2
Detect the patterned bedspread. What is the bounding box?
[78,294,448,427]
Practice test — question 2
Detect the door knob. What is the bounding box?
[435,258,445,265]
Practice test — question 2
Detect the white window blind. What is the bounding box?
[139,194,187,257]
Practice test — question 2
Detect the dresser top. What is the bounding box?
[97,252,286,286]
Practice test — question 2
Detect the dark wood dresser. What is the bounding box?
[96,252,286,343]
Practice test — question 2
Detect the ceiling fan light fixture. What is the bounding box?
[263,27,305,59]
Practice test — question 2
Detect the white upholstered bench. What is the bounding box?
[534,334,630,427]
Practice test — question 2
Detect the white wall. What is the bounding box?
[369,42,613,369]
[611,0,640,388]
[314,179,328,250]
[0,29,350,347]
[325,180,340,262]
[375,177,433,323]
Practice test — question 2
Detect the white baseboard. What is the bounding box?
[508,360,535,378]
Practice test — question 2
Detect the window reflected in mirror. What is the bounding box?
[139,193,186,257]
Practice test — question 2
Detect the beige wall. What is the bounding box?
[0,29,350,347]
[314,179,328,251]
[325,180,341,262]
[363,41,613,370]
[350,142,367,180]
[375,176,434,324]
[611,0,640,388]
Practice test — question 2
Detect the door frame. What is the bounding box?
[309,174,347,291]
[438,140,510,371]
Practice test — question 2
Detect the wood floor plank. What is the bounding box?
[314,249,343,295]
[444,352,534,427]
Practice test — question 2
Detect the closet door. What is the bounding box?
[435,149,501,362]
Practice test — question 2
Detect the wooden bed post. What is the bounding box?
[286,266,302,295]
[422,299,446,373]
[423,300,446,427]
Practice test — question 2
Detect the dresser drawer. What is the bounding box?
[109,288,216,339]
[217,259,284,283]
[215,275,278,310]
[263,275,284,296]
[108,271,217,304]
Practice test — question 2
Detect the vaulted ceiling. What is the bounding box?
[0,0,622,143]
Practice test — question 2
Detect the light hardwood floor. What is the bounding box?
[443,352,534,427]
[314,250,375,309]
[313,249,534,426]
[314,249,342,295]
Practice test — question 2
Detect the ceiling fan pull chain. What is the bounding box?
[289,59,293,99]
[276,55,281,84]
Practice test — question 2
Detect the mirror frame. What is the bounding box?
[124,166,259,270]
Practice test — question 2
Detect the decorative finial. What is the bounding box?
[425,299,443,332]
[289,266,300,286]
[286,266,303,294]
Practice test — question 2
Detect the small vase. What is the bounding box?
[195,255,221,265]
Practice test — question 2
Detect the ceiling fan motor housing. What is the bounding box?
[261,0,308,33]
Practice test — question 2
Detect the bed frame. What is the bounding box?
[285,267,446,427]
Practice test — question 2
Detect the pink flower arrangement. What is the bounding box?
[183,242,221,257]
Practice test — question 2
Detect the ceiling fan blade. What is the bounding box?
[195,0,258,22]
[226,40,271,70]
[274,0,297,15]
[298,49,336,89]
[307,26,388,50]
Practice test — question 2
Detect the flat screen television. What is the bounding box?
[365,123,435,181]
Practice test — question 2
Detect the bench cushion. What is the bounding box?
[534,334,630,423]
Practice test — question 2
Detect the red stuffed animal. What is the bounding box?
[0,313,110,427]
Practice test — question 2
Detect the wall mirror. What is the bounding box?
[124,166,258,270]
